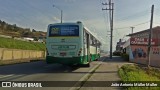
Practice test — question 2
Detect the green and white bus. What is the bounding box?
[46,21,101,66]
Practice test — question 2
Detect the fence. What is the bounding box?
[0,48,46,61]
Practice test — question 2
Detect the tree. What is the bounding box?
[12,24,18,32]
[32,29,36,32]
[1,21,6,31]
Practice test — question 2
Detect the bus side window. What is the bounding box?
[97,41,101,48]
[90,35,93,45]
[95,40,97,46]
[83,31,86,44]
[93,38,96,46]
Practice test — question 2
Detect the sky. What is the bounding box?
[0,0,160,51]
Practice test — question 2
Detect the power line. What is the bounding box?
[116,9,150,22]
[114,21,150,30]
[100,0,110,42]
[114,26,130,30]
[133,21,149,26]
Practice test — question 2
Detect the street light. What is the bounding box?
[53,5,63,23]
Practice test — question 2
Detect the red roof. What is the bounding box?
[126,26,160,36]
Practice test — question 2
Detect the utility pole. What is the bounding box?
[53,5,63,23]
[102,0,114,59]
[130,27,135,34]
[147,5,154,68]
[61,10,62,23]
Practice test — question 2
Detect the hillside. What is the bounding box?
[0,20,46,39]
[0,37,45,51]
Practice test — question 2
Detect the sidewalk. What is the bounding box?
[79,56,131,90]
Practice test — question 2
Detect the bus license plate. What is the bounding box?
[60,52,66,56]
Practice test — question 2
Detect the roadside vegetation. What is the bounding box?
[121,53,129,61]
[0,20,46,38]
[113,51,121,56]
[113,51,129,61]
[0,37,45,51]
[118,64,160,90]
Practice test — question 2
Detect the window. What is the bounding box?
[49,25,79,37]
[90,35,93,45]
[83,31,86,44]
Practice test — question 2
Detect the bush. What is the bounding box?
[113,51,121,56]
[121,54,129,61]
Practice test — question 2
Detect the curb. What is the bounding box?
[69,57,105,90]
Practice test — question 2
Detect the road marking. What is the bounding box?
[0,74,14,79]
[69,57,106,90]
[0,74,27,81]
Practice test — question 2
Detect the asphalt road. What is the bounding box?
[0,56,107,90]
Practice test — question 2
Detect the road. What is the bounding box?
[0,55,107,90]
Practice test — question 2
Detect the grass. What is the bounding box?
[146,67,160,79]
[118,64,160,90]
[0,37,45,51]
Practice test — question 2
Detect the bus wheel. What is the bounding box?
[78,63,88,67]
[86,58,91,67]
[82,63,90,67]
[86,63,90,67]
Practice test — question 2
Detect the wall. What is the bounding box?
[0,48,46,61]
[129,45,160,67]
[150,46,160,67]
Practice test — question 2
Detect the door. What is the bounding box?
[86,33,90,62]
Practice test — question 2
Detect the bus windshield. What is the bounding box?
[49,25,79,37]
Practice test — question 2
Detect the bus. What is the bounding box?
[46,21,101,67]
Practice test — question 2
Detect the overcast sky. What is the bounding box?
[0,0,160,51]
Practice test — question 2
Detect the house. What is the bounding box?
[123,26,160,67]
[116,39,126,53]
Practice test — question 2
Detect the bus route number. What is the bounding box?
[51,27,59,34]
